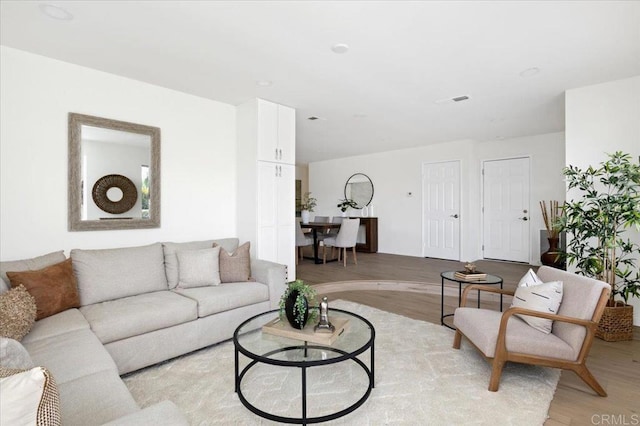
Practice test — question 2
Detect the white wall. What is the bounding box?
[0,47,237,259]
[565,75,640,325]
[309,132,565,262]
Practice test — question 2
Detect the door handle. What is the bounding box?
[450,214,459,218]
[520,217,528,221]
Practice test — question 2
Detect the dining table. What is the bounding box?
[301,221,341,264]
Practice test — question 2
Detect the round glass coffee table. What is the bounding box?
[233,308,375,424]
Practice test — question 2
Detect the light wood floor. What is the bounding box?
[296,251,640,426]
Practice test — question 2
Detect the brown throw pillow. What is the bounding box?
[0,285,37,341]
[215,241,251,283]
[7,259,80,321]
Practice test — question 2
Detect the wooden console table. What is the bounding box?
[350,217,378,253]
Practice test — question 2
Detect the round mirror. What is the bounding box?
[344,173,374,208]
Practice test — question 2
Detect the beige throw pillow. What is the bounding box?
[0,285,37,341]
[215,242,251,283]
[176,246,221,288]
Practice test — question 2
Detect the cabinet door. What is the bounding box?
[257,99,279,162]
[276,164,295,278]
[277,104,295,165]
[257,162,278,262]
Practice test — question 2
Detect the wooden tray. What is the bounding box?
[262,316,349,346]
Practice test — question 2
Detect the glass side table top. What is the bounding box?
[235,308,374,364]
[441,270,503,284]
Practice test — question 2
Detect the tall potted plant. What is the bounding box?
[560,151,640,341]
[300,192,317,224]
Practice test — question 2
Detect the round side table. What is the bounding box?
[440,271,503,330]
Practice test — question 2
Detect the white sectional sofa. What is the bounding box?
[0,238,287,425]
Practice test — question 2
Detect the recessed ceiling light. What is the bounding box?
[39,4,74,21]
[256,80,273,87]
[519,67,540,78]
[353,113,368,119]
[331,43,349,54]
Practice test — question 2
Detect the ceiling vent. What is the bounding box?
[451,95,470,102]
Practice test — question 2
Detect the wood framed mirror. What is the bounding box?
[68,113,161,231]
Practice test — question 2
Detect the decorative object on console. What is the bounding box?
[279,279,317,329]
[336,198,357,217]
[561,151,640,341]
[92,174,138,214]
[299,192,317,224]
[314,296,335,333]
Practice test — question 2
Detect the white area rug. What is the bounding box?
[123,300,560,425]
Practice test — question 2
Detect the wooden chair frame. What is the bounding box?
[452,284,610,396]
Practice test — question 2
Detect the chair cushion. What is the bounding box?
[176,247,221,288]
[454,307,576,360]
[0,250,66,294]
[80,291,198,344]
[163,238,240,289]
[7,258,80,320]
[537,266,610,356]
[72,243,168,305]
[0,285,36,341]
[173,282,269,318]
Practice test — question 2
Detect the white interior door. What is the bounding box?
[422,161,461,260]
[482,157,530,263]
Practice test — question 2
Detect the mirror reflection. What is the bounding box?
[344,173,374,208]
[69,113,161,231]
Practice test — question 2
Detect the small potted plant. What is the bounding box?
[279,280,318,329]
[337,198,358,217]
[300,192,317,224]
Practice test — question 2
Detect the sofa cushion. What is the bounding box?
[57,370,139,425]
[176,246,221,288]
[174,282,269,318]
[0,366,61,426]
[163,238,239,289]
[216,241,251,283]
[22,309,90,345]
[7,258,80,320]
[454,307,575,360]
[0,250,66,294]
[23,328,117,385]
[80,291,198,344]
[72,243,168,305]
[0,285,36,341]
[0,337,34,370]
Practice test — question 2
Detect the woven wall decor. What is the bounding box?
[92,174,138,214]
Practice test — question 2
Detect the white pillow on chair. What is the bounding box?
[518,268,544,287]
[511,280,563,334]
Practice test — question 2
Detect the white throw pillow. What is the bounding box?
[0,366,59,425]
[518,268,543,287]
[511,280,563,334]
[177,247,221,288]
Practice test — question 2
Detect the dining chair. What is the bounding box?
[452,266,611,396]
[323,218,360,267]
[295,221,314,264]
[313,216,331,223]
[326,216,343,238]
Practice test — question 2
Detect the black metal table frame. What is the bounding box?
[440,272,504,330]
[233,308,375,425]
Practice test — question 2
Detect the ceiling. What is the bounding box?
[1,1,639,164]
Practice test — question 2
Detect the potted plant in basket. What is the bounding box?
[300,192,317,224]
[337,198,358,217]
[279,280,318,329]
[560,151,640,341]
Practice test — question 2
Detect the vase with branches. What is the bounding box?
[539,200,564,267]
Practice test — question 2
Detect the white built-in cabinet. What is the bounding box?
[237,98,296,280]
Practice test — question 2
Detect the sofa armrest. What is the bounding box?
[251,259,287,309]
[101,401,188,426]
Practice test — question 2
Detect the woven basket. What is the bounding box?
[596,302,634,342]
